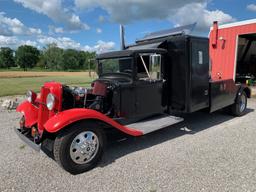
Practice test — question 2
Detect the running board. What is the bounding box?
[127,115,184,135]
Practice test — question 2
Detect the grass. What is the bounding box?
[0,71,96,97]
[0,67,89,72]
[0,71,94,78]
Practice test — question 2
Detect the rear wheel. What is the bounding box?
[53,121,105,174]
[230,91,247,116]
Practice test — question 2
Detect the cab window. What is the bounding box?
[137,53,162,80]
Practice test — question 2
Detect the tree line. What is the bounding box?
[0,44,96,71]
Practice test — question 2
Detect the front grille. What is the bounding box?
[37,86,50,133]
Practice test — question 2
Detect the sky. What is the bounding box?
[0,0,255,53]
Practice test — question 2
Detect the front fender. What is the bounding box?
[44,109,143,136]
[16,101,38,127]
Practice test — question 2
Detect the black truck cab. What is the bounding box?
[97,49,167,121]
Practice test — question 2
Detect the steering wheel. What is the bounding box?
[123,69,132,73]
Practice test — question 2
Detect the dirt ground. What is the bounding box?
[0,98,255,192]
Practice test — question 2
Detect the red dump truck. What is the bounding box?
[15,20,255,174]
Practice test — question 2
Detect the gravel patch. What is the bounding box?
[0,98,255,192]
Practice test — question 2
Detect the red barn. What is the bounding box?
[209,19,256,83]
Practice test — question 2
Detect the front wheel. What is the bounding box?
[53,121,105,174]
[230,91,247,116]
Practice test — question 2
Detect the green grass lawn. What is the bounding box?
[0,67,89,72]
[0,76,94,97]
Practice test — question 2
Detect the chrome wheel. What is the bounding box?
[70,131,99,164]
[239,93,246,112]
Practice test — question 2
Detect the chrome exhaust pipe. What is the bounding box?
[120,25,125,50]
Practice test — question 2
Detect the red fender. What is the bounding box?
[16,101,38,127]
[44,109,143,136]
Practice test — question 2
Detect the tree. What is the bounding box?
[62,49,80,70]
[85,51,96,70]
[15,45,40,70]
[77,51,87,69]
[0,47,15,68]
[42,43,64,70]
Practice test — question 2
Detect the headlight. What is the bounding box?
[46,93,55,110]
[26,90,36,103]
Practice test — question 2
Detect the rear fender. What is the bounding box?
[44,109,143,136]
[16,101,38,127]
[235,85,251,100]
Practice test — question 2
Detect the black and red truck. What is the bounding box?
[16,20,255,174]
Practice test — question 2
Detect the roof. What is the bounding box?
[96,48,167,59]
[210,18,256,30]
[136,23,196,42]
[127,41,164,50]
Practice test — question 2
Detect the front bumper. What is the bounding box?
[14,128,41,152]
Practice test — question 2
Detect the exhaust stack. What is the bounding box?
[120,25,125,50]
[212,21,218,47]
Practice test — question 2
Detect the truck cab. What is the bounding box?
[96,49,167,123]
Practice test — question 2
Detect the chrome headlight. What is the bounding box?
[26,90,36,103]
[26,91,33,102]
[46,93,55,110]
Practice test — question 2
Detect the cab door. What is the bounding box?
[134,79,163,117]
[134,53,164,118]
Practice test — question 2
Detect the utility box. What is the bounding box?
[163,35,209,113]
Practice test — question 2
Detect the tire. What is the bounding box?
[53,121,105,174]
[230,91,247,117]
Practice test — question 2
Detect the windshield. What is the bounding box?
[98,57,132,75]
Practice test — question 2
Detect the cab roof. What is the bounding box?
[96,48,167,59]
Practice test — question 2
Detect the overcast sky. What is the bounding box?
[0,0,255,52]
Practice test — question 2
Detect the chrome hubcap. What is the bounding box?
[240,94,246,112]
[70,131,99,164]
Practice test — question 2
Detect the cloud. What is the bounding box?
[48,25,64,34]
[38,36,115,53]
[0,35,38,48]
[14,0,90,31]
[83,40,115,53]
[74,0,204,23]
[247,4,256,12]
[0,12,42,36]
[171,3,235,31]
[96,28,102,34]
[38,36,81,49]
[20,39,38,47]
[75,0,234,31]
[0,36,18,46]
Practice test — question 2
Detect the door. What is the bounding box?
[134,53,164,118]
[189,38,210,112]
[134,80,163,117]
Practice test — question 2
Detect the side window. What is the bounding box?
[137,54,162,80]
[137,55,150,79]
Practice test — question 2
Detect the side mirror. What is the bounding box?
[149,54,162,79]
[150,54,161,66]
